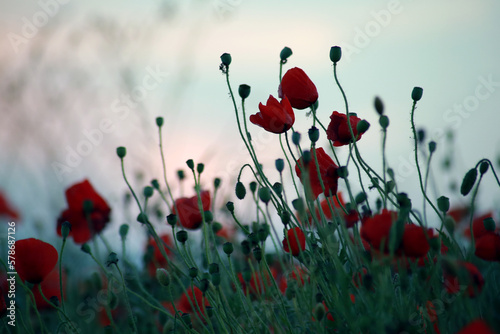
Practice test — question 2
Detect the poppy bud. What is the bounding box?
[143,186,154,198]
[186,159,194,170]
[292,131,301,145]
[214,178,221,189]
[411,87,423,101]
[479,161,489,175]
[181,313,192,328]
[204,210,213,223]
[355,192,367,204]
[329,46,342,63]
[177,169,185,180]
[151,179,160,190]
[292,198,305,213]
[212,221,222,234]
[253,246,263,262]
[258,228,268,242]
[209,263,219,274]
[417,129,426,143]
[176,230,188,243]
[374,96,384,115]
[188,267,198,279]
[357,120,370,133]
[337,166,349,179]
[275,158,285,173]
[220,53,231,66]
[483,217,496,232]
[106,252,119,267]
[241,240,251,255]
[223,242,234,255]
[156,117,164,127]
[116,146,126,158]
[226,201,235,213]
[61,221,71,240]
[379,115,389,129]
[248,232,259,246]
[308,126,320,143]
[249,181,258,194]
[166,214,177,227]
[314,303,326,321]
[460,168,477,196]
[156,268,170,286]
[211,272,221,286]
[81,243,91,254]
[385,180,395,193]
[437,196,450,213]
[238,84,251,100]
[387,168,395,179]
[197,163,204,174]
[119,224,129,239]
[235,182,246,199]
[272,182,283,197]
[428,141,437,153]
[137,213,148,224]
[258,187,271,204]
[397,192,411,209]
[280,46,293,62]
[302,150,312,165]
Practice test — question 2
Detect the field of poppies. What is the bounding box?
[2,46,500,334]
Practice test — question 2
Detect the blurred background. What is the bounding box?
[1,0,500,264]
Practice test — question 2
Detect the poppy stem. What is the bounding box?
[467,173,484,260]
[58,238,66,314]
[112,262,138,334]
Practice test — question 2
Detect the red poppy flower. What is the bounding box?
[360,209,397,251]
[295,147,339,200]
[444,261,484,297]
[31,268,66,310]
[278,266,308,294]
[145,234,174,276]
[282,227,306,256]
[0,191,20,220]
[401,224,434,258]
[172,191,211,230]
[250,95,295,134]
[177,286,210,320]
[326,111,365,146]
[457,319,495,334]
[238,269,277,298]
[14,238,58,284]
[474,232,500,261]
[56,179,111,244]
[278,67,318,110]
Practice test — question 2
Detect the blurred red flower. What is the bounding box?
[360,209,397,252]
[326,111,365,146]
[401,224,433,258]
[31,268,66,310]
[145,234,174,276]
[457,319,495,334]
[304,193,359,228]
[0,191,20,220]
[278,67,318,110]
[474,232,500,261]
[444,261,484,297]
[177,286,210,320]
[464,212,495,240]
[295,147,339,200]
[172,191,211,230]
[56,179,111,244]
[14,238,58,284]
[250,95,295,134]
[282,227,306,256]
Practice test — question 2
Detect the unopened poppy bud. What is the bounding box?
[397,192,411,209]
[483,217,496,231]
[151,179,160,190]
[379,115,389,129]
[292,198,305,213]
[106,252,119,267]
[258,228,268,242]
[241,240,251,255]
[460,168,477,196]
[314,303,326,321]
[411,87,423,101]
[195,163,204,175]
[166,214,177,227]
[329,46,342,63]
[275,158,285,173]
[337,166,348,179]
[479,161,489,175]
[176,230,188,243]
[223,242,234,255]
[143,186,154,198]
[374,96,384,115]
[204,210,213,223]
[417,129,426,143]
[188,267,198,279]
[280,211,291,226]
[212,221,222,233]
[137,213,148,224]
[226,201,235,213]
[253,246,263,262]
[119,224,129,239]
[428,141,437,153]
[355,192,367,204]
[156,268,170,286]
[248,232,259,245]
[357,119,370,133]
[61,221,71,240]
[308,126,320,143]
[220,53,231,66]
[81,243,91,254]
[385,180,395,193]
[177,169,185,180]
[437,196,450,213]
[302,150,312,165]
[272,182,283,197]
[156,117,164,127]
[211,272,221,286]
[258,187,271,204]
[235,182,246,199]
[238,84,251,100]
[214,177,221,189]
[116,146,126,158]
[186,159,194,170]
[292,131,301,146]
[249,181,257,194]
[209,263,219,274]
[280,46,293,62]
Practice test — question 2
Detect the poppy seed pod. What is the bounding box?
[119,224,129,239]
[437,196,450,213]
[151,179,160,190]
[411,87,423,101]
[220,53,231,66]
[176,230,188,243]
[177,169,185,180]
[280,46,293,62]
[166,214,177,227]
[235,182,246,200]
[61,221,71,240]
[483,217,496,232]
[143,186,154,198]
[249,181,257,194]
[156,117,164,127]
[428,141,437,153]
[116,146,126,158]
[329,46,342,63]
[156,268,170,286]
[106,252,119,267]
[379,115,390,129]
[226,201,234,213]
[308,126,320,143]
[197,163,204,174]
[238,84,251,100]
[186,159,194,170]
[275,158,285,173]
[292,131,301,145]
[223,242,234,255]
[253,246,263,262]
[188,267,198,279]
[258,187,272,204]
[479,161,489,175]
